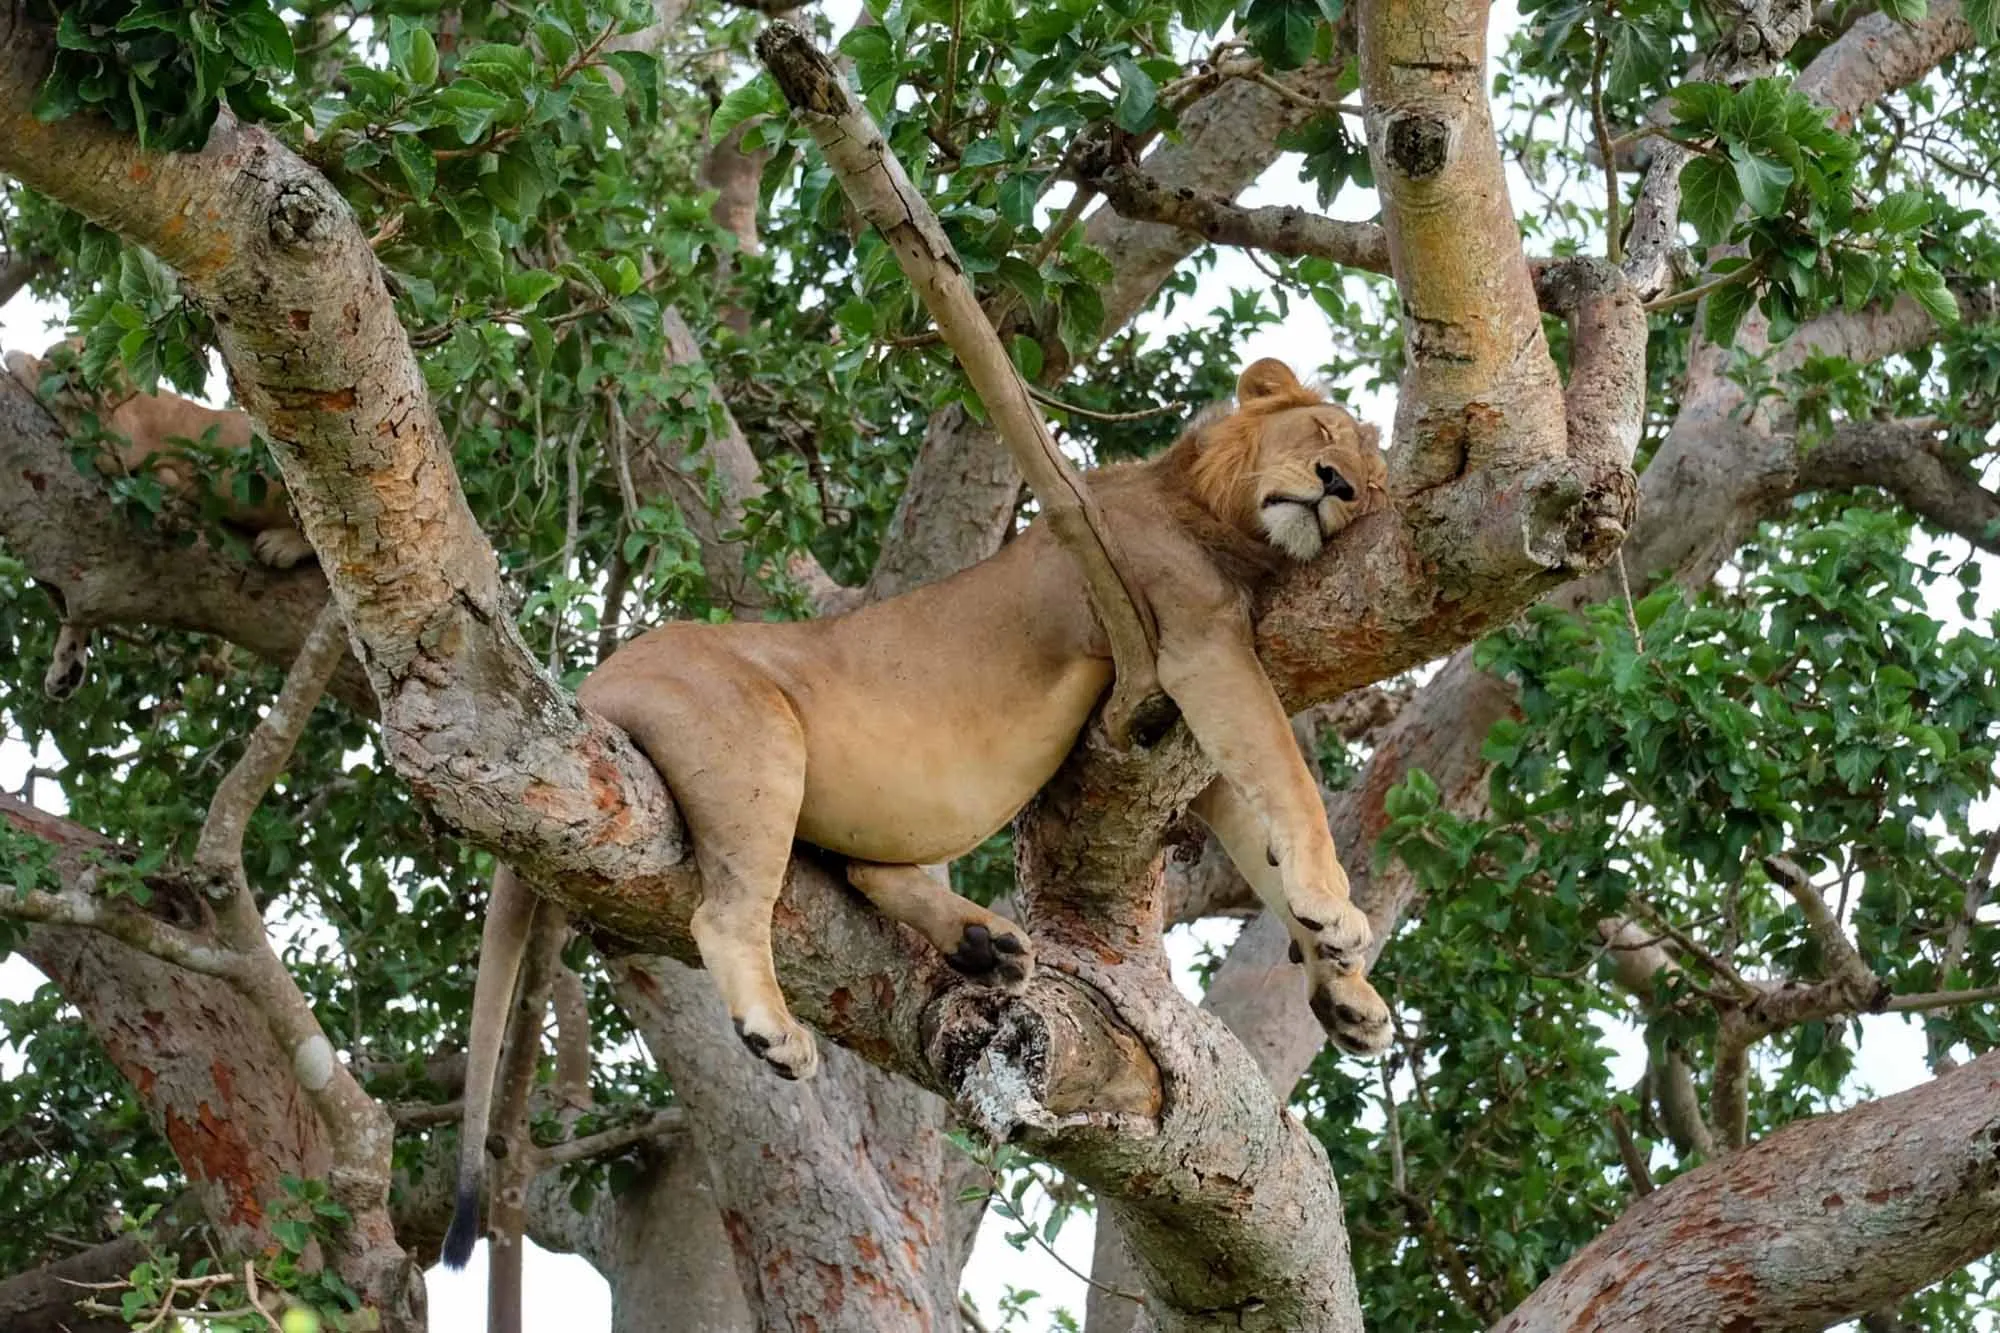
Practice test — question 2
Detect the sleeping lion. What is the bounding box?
[7,341,314,698]
[445,357,1392,1266]
[5,341,313,569]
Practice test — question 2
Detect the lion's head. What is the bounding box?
[1188,358,1386,561]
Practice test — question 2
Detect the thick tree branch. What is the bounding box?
[1805,418,2000,553]
[1079,149,1391,274]
[1495,1048,2000,1332]
[0,798,421,1326]
[1795,0,1972,129]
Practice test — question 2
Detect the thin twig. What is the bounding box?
[1609,1105,1655,1195]
[986,1180,1146,1308]
[1026,385,1186,422]
[1250,69,1361,118]
[1590,15,1623,267]
[1885,984,2000,1014]
[1643,260,1763,314]
[1381,1064,1408,1194]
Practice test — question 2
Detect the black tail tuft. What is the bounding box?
[441,1182,480,1269]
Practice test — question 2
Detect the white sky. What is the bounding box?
[1,0,1992,1329]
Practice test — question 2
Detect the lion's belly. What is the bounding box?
[792,658,1112,865]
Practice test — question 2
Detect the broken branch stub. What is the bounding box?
[755,20,1167,747]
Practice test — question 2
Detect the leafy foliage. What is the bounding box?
[28,0,294,149]
[2,0,2000,1326]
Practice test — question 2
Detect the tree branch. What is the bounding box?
[1804,418,2000,554]
[1495,1047,2000,1332]
[0,251,39,308]
[193,602,347,881]
[757,22,1165,745]
[1078,149,1391,275]
[0,368,372,714]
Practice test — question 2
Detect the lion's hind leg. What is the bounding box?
[846,863,1034,991]
[582,669,820,1080]
[1190,777,1391,1056]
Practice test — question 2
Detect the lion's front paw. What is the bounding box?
[1289,897,1371,974]
[1309,970,1392,1057]
[253,526,316,570]
[946,919,1035,993]
[733,1010,820,1081]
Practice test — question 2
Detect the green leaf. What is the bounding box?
[997,173,1041,228]
[996,256,1046,318]
[1729,143,1794,216]
[1967,0,1998,42]
[710,76,779,144]
[436,83,506,143]
[960,138,1007,169]
[457,43,535,96]
[1244,0,1320,70]
[222,7,294,72]
[1111,55,1157,134]
[1703,276,1758,347]
[506,269,563,309]
[1870,190,1930,235]
[1009,334,1044,381]
[1904,259,1959,326]
[604,50,659,123]
[1680,155,1742,246]
[533,17,577,70]
[1669,81,1729,135]
[389,18,439,87]
[1877,0,1928,21]
[392,136,436,201]
[480,147,546,222]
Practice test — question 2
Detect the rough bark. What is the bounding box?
[0,799,420,1328]
[0,0,1651,1322]
[1,801,326,1257]
[1495,1049,2000,1333]
[1810,418,2000,555]
[613,957,964,1329]
[1080,153,1392,275]
[1092,2,1992,1318]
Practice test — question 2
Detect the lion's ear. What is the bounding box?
[1237,358,1305,407]
[1357,421,1382,452]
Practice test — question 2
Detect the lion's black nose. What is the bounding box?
[1316,462,1355,501]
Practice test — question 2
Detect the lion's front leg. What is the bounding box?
[1189,775,1391,1055]
[1159,624,1371,974]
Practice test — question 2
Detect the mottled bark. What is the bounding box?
[1810,418,2000,554]
[0,799,422,1328]
[1495,1050,2000,1332]
[1080,153,1392,275]
[613,957,963,1329]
